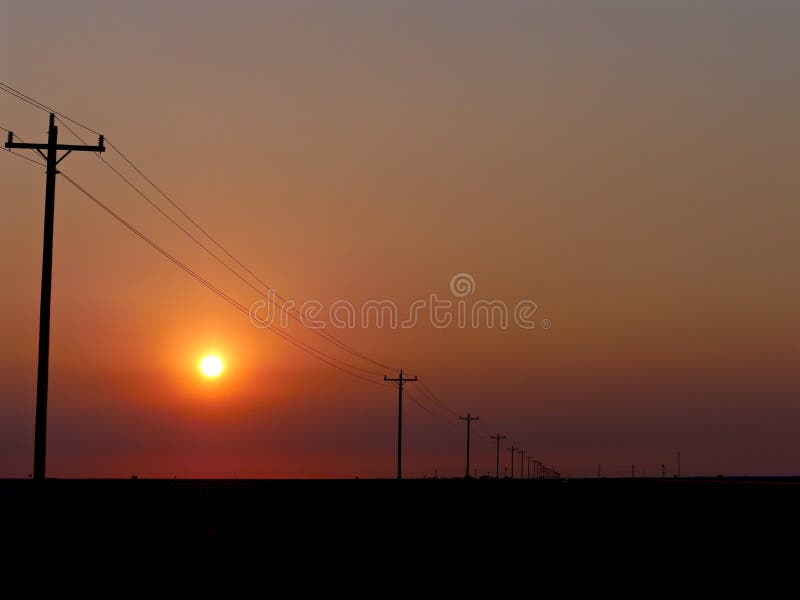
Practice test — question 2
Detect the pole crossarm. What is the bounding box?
[6,140,105,152]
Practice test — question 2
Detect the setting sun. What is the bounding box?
[200,355,224,378]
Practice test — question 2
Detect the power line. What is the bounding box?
[59,125,386,378]
[102,134,398,372]
[417,378,459,418]
[404,388,450,423]
[99,145,387,375]
[100,141,394,372]
[404,389,459,427]
[3,146,47,167]
[1,81,399,374]
[60,172,393,389]
[0,81,99,133]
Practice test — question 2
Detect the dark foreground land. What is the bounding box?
[2,477,799,566]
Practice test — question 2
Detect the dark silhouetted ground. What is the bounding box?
[2,477,798,569]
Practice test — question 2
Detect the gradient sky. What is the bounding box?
[1,1,798,478]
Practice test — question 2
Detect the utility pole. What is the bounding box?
[661,464,666,479]
[459,413,479,478]
[631,464,635,479]
[527,456,534,479]
[490,434,505,479]
[5,114,104,480]
[508,445,516,480]
[519,449,527,479]
[677,451,681,478]
[384,369,417,480]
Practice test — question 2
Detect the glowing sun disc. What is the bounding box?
[200,355,224,378]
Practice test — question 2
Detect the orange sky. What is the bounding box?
[0,1,798,478]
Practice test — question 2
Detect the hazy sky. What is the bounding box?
[1,1,798,478]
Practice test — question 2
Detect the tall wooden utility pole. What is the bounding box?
[5,113,104,479]
[459,413,479,479]
[490,434,505,479]
[384,370,417,480]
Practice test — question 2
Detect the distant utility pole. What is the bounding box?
[527,456,535,479]
[661,464,666,479]
[490,434,506,479]
[459,413,480,479]
[519,449,527,479]
[384,369,417,480]
[677,452,681,478]
[508,446,516,480]
[631,464,635,479]
[5,114,105,480]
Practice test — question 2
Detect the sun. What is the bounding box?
[200,354,224,378]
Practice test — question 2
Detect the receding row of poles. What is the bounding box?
[383,373,557,480]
